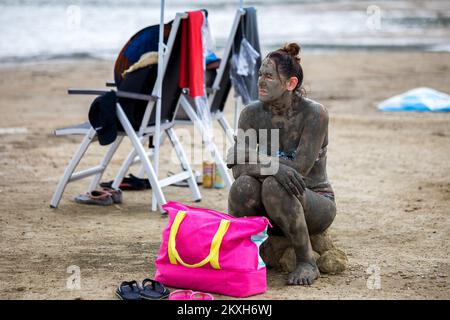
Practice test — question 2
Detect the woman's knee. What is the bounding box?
[261,176,305,210]
[261,176,281,197]
[261,176,293,202]
[261,176,286,208]
[229,175,262,208]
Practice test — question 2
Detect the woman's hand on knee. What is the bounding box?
[273,165,306,198]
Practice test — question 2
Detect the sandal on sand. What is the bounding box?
[169,289,214,300]
[169,289,193,300]
[100,174,151,191]
[190,292,214,300]
[115,280,142,300]
[74,190,113,206]
[139,278,170,300]
[101,187,123,204]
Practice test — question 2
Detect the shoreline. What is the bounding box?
[2,46,450,68]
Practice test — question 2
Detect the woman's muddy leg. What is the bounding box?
[228,175,263,217]
[301,190,347,274]
[261,176,319,285]
[301,190,338,256]
[302,189,337,236]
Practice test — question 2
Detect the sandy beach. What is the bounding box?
[0,51,449,300]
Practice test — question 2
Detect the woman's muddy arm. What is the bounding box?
[264,107,329,176]
[232,163,272,179]
[291,107,329,176]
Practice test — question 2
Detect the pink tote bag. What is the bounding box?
[154,201,270,298]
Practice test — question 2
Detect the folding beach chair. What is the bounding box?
[50,13,201,211]
[104,8,261,192]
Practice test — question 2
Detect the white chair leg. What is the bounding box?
[166,127,202,202]
[217,114,235,144]
[136,163,146,179]
[88,136,124,191]
[50,128,96,208]
[116,103,166,212]
[136,132,167,178]
[111,146,139,189]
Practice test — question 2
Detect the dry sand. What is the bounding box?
[0,51,449,300]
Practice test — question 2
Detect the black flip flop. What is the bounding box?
[139,278,170,300]
[100,174,151,191]
[115,280,142,300]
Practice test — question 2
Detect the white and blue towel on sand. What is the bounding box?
[378,87,450,112]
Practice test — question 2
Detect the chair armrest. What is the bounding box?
[68,88,157,101]
[68,88,110,95]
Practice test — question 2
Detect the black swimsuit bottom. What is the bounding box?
[316,191,335,202]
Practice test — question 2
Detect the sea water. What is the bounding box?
[0,0,449,64]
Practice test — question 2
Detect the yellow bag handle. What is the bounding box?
[168,210,230,269]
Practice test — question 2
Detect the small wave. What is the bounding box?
[429,44,450,52]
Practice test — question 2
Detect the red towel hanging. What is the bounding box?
[179,11,205,98]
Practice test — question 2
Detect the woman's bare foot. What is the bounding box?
[287,261,320,285]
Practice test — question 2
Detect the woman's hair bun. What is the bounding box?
[282,43,301,63]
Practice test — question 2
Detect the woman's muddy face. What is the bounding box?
[258,58,287,103]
